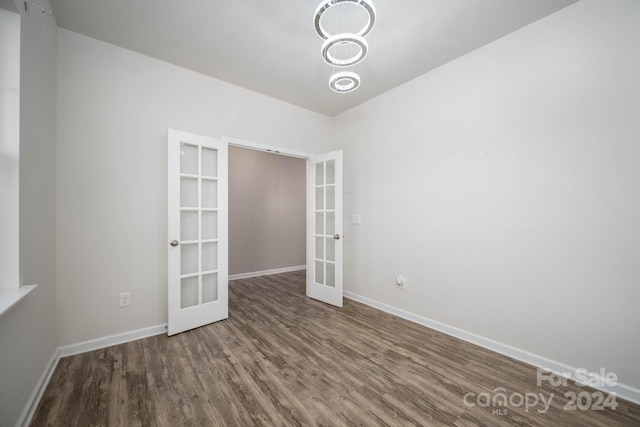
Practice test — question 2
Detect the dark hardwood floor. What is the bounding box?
[32,271,640,426]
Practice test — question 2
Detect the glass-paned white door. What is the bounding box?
[307,150,343,307]
[167,129,228,335]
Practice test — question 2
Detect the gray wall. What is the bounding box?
[229,146,306,276]
[0,0,58,425]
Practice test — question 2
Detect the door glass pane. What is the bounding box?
[315,163,324,185]
[315,237,324,260]
[181,243,198,275]
[202,147,218,177]
[326,237,335,262]
[315,261,324,285]
[202,179,218,208]
[315,187,324,210]
[326,262,335,287]
[326,212,335,235]
[181,276,199,308]
[202,273,218,303]
[326,185,335,210]
[180,143,198,175]
[315,212,324,235]
[202,242,218,271]
[202,211,218,240]
[181,211,198,241]
[326,160,335,185]
[181,177,198,207]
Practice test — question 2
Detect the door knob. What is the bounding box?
[170,240,179,247]
[333,234,341,240]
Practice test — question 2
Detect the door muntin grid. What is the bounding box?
[314,159,336,287]
[180,142,220,308]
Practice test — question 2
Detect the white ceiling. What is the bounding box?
[50,0,578,117]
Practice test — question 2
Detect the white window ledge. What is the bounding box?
[0,285,37,320]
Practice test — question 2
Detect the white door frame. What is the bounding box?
[222,136,313,160]
[221,137,343,306]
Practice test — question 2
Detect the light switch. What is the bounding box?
[351,214,362,225]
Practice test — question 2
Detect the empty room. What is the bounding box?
[1,0,639,426]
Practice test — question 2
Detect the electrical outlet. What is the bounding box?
[119,292,131,307]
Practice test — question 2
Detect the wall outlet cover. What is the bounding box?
[119,292,131,307]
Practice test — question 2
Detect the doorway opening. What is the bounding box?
[228,144,307,281]
[223,136,343,308]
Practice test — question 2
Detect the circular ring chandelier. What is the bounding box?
[314,0,376,94]
[314,0,377,40]
[329,71,361,93]
[321,33,369,67]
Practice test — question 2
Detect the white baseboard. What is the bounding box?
[229,265,305,281]
[344,291,640,405]
[59,324,167,358]
[17,347,60,427]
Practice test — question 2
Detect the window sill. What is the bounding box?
[0,285,37,320]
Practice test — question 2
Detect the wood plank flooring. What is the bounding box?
[32,271,640,426]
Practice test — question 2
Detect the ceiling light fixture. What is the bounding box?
[314,0,377,40]
[314,0,376,94]
[329,71,361,93]
[321,33,369,67]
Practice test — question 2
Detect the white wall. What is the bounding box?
[229,147,306,276]
[56,29,332,345]
[0,0,58,425]
[333,0,640,389]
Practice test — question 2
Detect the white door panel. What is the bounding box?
[168,129,228,335]
[307,150,343,307]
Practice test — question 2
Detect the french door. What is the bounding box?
[167,129,228,335]
[307,150,343,307]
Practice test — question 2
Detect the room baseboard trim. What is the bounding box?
[229,265,305,281]
[17,347,60,427]
[343,291,640,405]
[59,324,168,358]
